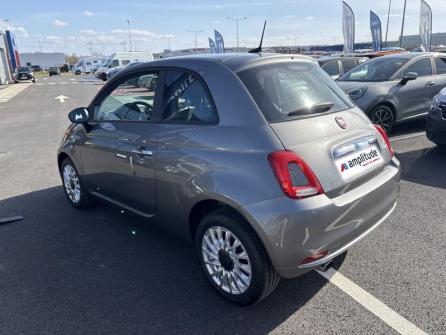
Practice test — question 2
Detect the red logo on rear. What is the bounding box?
[335,116,347,129]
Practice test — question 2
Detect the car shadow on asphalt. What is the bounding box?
[0,186,345,334]
[396,145,446,189]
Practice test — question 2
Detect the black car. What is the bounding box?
[31,65,42,72]
[318,56,367,79]
[14,66,35,83]
[48,66,61,76]
[426,87,446,147]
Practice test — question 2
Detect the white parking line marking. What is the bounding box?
[0,84,31,103]
[317,268,427,335]
[390,132,425,142]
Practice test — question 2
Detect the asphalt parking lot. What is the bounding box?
[0,75,445,334]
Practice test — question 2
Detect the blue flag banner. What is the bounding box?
[370,11,382,52]
[420,0,432,51]
[208,38,216,53]
[342,2,355,54]
[214,30,225,53]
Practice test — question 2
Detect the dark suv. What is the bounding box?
[14,66,36,83]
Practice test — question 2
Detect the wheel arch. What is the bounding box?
[188,198,276,268]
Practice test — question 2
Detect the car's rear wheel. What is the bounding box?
[75,70,81,75]
[60,158,94,209]
[195,208,279,305]
[369,104,395,133]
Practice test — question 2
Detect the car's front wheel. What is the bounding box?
[60,158,94,209]
[369,104,395,133]
[195,208,279,305]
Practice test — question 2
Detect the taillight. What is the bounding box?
[374,125,394,157]
[268,151,324,199]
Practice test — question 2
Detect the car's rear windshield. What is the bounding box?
[338,57,409,82]
[18,67,31,72]
[237,61,353,122]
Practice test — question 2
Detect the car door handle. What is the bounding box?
[132,148,153,156]
[115,153,127,159]
[425,81,436,86]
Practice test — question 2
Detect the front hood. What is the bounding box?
[18,72,32,75]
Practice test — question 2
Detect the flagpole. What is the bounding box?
[385,0,392,46]
[399,0,407,48]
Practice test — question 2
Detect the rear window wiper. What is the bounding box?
[287,102,334,116]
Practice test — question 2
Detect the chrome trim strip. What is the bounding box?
[298,201,397,269]
[333,135,377,159]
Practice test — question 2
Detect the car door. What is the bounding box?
[81,69,162,216]
[395,56,435,120]
[155,69,219,220]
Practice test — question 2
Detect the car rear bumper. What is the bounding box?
[426,110,446,145]
[240,157,400,279]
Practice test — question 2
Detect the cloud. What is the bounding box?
[83,10,94,16]
[45,35,64,44]
[53,19,69,27]
[111,29,157,38]
[8,25,29,38]
[80,29,96,35]
[213,20,221,25]
[306,16,315,20]
[284,15,297,19]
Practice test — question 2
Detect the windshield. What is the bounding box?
[237,61,353,122]
[338,57,409,82]
[18,67,31,72]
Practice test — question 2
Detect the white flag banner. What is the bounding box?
[342,1,355,54]
[420,0,432,51]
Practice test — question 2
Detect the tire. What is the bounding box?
[368,104,395,133]
[75,70,81,75]
[32,79,36,83]
[60,158,94,209]
[195,208,280,305]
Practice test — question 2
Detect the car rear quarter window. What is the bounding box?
[161,70,218,124]
[435,57,446,75]
[238,62,353,122]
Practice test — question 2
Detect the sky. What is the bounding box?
[3,0,446,56]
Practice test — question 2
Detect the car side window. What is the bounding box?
[435,57,446,75]
[404,58,432,77]
[93,72,159,122]
[321,61,339,76]
[122,60,130,66]
[341,59,358,73]
[111,59,119,67]
[162,70,218,123]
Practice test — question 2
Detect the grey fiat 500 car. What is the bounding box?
[337,52,446,133]
[58,54,400,305]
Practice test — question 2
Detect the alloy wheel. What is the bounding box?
[370,107,393,133]
[63,164,81,204]
[201,226,252,295]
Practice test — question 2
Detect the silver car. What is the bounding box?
[58,54,400,305]
[337,52,446,133]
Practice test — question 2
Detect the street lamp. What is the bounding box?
[127,19,133,52]
[186,30,203,51]
[226,16,247,52]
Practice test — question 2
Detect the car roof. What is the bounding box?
[317,56,362,62]
[130,53,315,73]
[377,52,439,60]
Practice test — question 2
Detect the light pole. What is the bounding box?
[226,16,247,52]
[186,30,203,51]
[399,0,407,48]
[120,41,127,52]
[127,19,133,52]
[385,0,392,46]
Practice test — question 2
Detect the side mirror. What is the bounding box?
[400,72,417,85]
[68,107,89,124]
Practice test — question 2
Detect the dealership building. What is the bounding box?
[0,21,11,85]
[20,52,65,69]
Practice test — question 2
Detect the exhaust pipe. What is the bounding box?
[317,260,333,272]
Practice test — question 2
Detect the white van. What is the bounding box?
[73,57,107,75]
[95,51,154,78]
